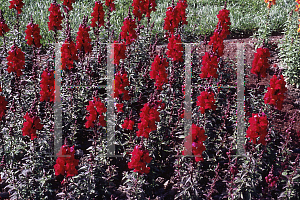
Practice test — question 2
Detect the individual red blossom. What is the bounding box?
[40,69,55,102]
[25,22,42,48]
[61,38,78,70]
[0,10,10,36]
[128,145,152,174]
[122,118,135,130]
[196,90,217,114]
[251,47,270,78]
[76,23,92,56]
[91,1,105,28]
[132,0,157,21]
[85,97,107,128]
[246,113,268,145]
[9,0,24,14]
[48,2,63,31]
[54,145,79,178]
[149,55,169,90]
[6,44,25,77]
[0,92,8,121]
[120,17,137,45]
[105,0,115,12]
[182,124,207,162]
[63,0,76,11]
[200,52,219,79]
[113,71,130,101]
[111,41,126,65]
[116,103,124,112]
[21,112,43,140]
[264,75,287,110]
[166,34,183,62]
[136,103,160,138]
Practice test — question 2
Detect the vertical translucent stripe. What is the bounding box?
[184,44,192,156]
[236,43,245,157]
[106,43,116,157]
[54,43,63,157]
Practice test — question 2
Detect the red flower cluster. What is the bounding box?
[111,41,126,65]
[182,124,207,162]
[40,69,55,102]
[132,0,157,21]
[251,47,270,78]
[105,0,115,12]
[25,22,42,48]
[0,13,10,37]
[208,9,231,57]
[246,113,268,145]
[6,44,25,77]
[164,0,188,34]
[48,2,63,31]
[76,24,92,55]
[196,90,217,114]
[9,0,24,14]
[63,0,76,11]
[21,112,43,140]
[122,118,135,130]
[91,1,105,28]
[166,34,183,62]
[116,103,124,112]
[0,88,8,121]
[264,75,287,110]
[61,38,78,70]
[149,55,169,90]
[136,103,160,138]
[85,97,107,128]
[128,145,152,174]
[113,71,130,101]
[120,17,137,45]
[200,52,219,79]
[54,145,79,178]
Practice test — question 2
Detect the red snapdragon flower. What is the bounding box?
[200,52,219,79]
[136,103,160,138]
[132,0,157,21]
[196,90,217,114]
[122,118,135,130]
[48,2,63,31]
[85,97,107,128]
[61,38,78,70]
[251,47,270,78]
[25,22,42,48]
[0,11,10,36]
[54,145,79,178]
[9,0,24,14]
[6,44,25,77]
[120,17,137,45]
[91,1,105,28]
[166,34,183,62]
[0,88,8,121]
[21,112,43,140]
[149,55,169,90]
[264,75,287,110]
[105,0,115,12]
[63,0,76,11]
[163,0,188,35]
[40,69,55,102]
[182,124,207,162]
[76,23,92,56]
[246,113,268,145]
[128,145,152,174]
[111,41,126,65]
[113,71,130,101]
[116,103,124,112]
